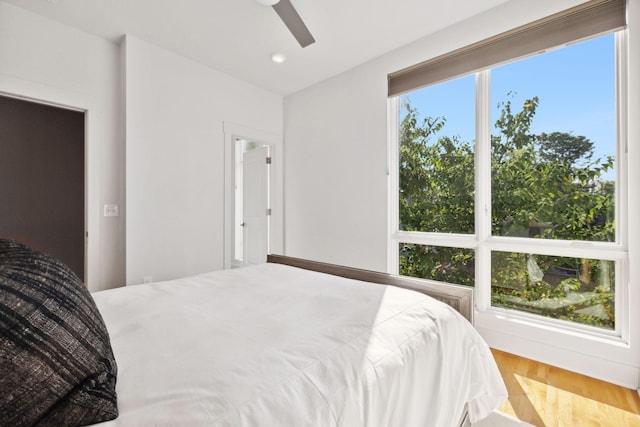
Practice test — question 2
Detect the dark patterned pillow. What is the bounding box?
[0,238,118,426]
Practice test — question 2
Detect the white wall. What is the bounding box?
[0,2,124,292]
[124,36,282,286]
[283,0,640,389]
[283,70,389,271]
[0,3,283,290]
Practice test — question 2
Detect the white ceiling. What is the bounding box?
[3,0,510,95]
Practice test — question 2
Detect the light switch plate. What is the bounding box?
[103,204,119,217]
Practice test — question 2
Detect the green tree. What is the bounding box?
[399,94,615,327]
[491,96,614,242]
[537,132,594,164]
[398,100,475,286]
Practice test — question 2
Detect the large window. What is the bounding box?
[390,1,627,336]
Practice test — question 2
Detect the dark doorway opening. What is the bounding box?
[0,94,85,280]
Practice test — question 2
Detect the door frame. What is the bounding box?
[0,75,99,286]
[223,122,283,269]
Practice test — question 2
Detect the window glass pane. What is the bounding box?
[399,243,475,286]
[491,34,615,242]
[399,75,475,234]
[491,251,614,329]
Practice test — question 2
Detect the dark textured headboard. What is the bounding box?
[267,254,474,324]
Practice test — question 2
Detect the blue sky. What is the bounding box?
[402,33,616,172]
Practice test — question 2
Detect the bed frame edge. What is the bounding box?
[267,254,474,324]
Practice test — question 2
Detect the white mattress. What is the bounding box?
[92,263,507,427]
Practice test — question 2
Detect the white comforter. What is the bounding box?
[92,263,506,427]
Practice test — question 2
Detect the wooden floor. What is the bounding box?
[491,349,640,426]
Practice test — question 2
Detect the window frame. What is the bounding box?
[388,30,629,344]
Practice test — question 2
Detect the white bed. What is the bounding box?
[91,259,507,427]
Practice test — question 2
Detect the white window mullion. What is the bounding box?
[615,30,628,248]
[614,29,629,342]
[387,97,400,275]
[475,70,492,311]
[392,231,477,248]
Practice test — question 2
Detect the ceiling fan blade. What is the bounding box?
[272,0,315,48]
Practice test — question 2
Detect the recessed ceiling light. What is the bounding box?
[271,53,287,64]
[256,0,280,6]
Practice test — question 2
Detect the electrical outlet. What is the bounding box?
[143,276,152,284]
[103,204,119,217]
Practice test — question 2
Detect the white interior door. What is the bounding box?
[242,144,270,265]
[224,123,282,270]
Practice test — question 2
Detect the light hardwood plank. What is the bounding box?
[492,348,640,426]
